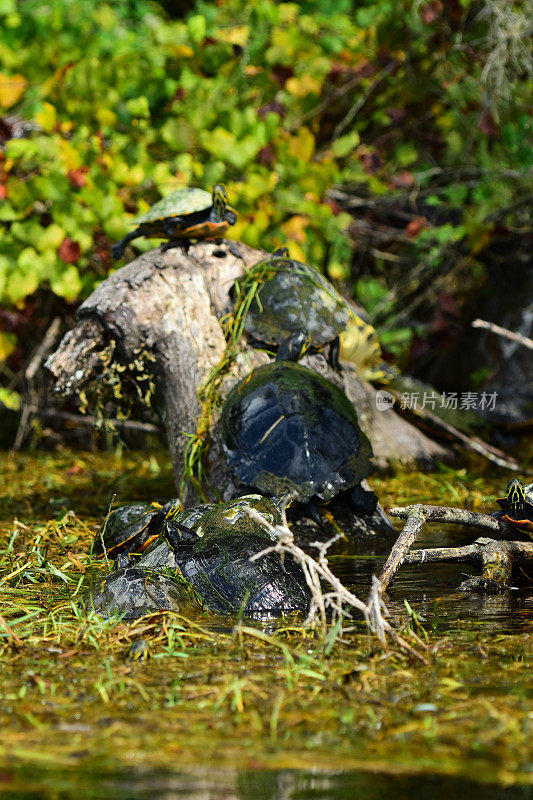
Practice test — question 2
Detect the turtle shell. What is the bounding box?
[86,566,196,620]
[220,362,373,502]
[91,499,181,559]
[133,188,213,225]
[242,256,350,350]
[161,495,309,615]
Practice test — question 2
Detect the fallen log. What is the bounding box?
[46,241,451,539]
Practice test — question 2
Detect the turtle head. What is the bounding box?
[212,184,228,219]
[276,330,312,362]
[162,519,197,552]
[506,479,525,518]
[271,492,294,514]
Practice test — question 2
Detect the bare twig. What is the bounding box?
[40,409,161,434]
[472,318,533,351]
[246,503,429,663]
[25,317,62,381]
[403,538,533,565]
[377,503,527,594]
[388,389,524,473]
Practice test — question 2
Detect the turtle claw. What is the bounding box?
[126,639,152,661]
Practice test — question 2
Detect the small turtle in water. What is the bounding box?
[126,639,152,661]
[220,359,376,518]
[493,479,533,539]
[112,184,237,259]
[87,495,310,619]
[238,248,386,376]
[90,499,181,565]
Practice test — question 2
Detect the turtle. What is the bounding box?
[111,184,237,260]
[159,494,310,615]
[87,565,195,620]
[237,249,385,376]
[220,360,376,517]
[493,479,533,538]
[90,498,181,564]
[87,495,310,618]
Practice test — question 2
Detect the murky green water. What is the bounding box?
[0,451,531,795]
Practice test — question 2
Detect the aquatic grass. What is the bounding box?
[0,452,531,781]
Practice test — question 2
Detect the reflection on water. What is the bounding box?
[1,765,532,800]
[330,553,533,634]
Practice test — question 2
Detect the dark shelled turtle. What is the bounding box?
[111,184,237,259]
[87,566,196,620]
[91,498,181,561]
[88,495,309,618]
[159,494,309,615]
[220,361,375,513]
[238,250,385,374]
[239,251,348,368]
[494,479,533,538]
[139,494,288,570]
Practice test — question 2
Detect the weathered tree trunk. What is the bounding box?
[46,241,451,537]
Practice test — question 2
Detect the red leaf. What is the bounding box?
[257,145,275,165]
[389,170,414,189]
[405,216,429,239]
[325,198,342,216]
[477,111,499,137]
[421,0,442,23]
[0,185,6,200]
[59,238,81,263]
[361,150,384,175]
[67,167,89,189]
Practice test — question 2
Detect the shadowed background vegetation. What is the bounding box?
[0,0,531,421]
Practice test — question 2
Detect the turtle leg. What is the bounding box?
[114,552,134,570]
[111,226,144,260]
[328,336,342,373]
[350,483,378,515]
[276,331,312,362]
[160,217,186,251]
[302,498,323,526]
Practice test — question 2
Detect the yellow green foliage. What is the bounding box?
[0,0,530,335]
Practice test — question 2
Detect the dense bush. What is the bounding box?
[0,0,531,380]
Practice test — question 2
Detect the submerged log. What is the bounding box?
[46,241,450,536]
[375,503,533,593]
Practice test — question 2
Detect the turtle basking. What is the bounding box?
[237,249,385,376]
[220,360,376,516]
[493,479,533,538]
[91,498,181,564]
[111,184,237,259]
[88,566,194,620]
[87,495,310,618]
[158,494,309,615]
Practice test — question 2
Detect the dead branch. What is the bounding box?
[472,318,533,351]
[376,503,530,595]
[247,503,429,663]
[388,389,523,473]
[404,538,533,593]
